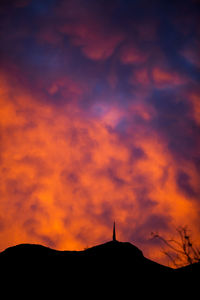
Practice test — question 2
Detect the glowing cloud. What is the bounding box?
[0,0,199,267]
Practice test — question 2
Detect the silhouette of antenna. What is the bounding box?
[113,221,116,241]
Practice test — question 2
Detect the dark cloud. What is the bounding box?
[176,171,197,199]
[150,89,200,163]
[6,179,39,202]
[60,170,80,185]
[128,214,172,245]
[19,155,52,177]
[134,187,157,210]
[131,147,147,161]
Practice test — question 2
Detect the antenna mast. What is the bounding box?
[113,221,116,241]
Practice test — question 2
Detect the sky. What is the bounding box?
[0,0,200,266]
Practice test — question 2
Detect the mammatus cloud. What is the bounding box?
[0,0,199,266]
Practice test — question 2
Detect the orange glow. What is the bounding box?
[0,71,200,267]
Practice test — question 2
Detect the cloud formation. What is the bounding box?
[0,0,200,266]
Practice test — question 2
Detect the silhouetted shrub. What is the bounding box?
[151,226,200,267]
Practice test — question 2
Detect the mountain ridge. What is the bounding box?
[0,239,171,270]
[0,240,199,297]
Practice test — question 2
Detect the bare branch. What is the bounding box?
[151,226,200,267]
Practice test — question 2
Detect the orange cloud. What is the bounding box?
[152,67,186,88]
[0,71,200,268]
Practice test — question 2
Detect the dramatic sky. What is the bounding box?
[0,0,200,266]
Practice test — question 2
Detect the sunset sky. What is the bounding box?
[0,0,200,266]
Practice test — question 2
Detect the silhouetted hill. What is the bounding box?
[0,240,199,297]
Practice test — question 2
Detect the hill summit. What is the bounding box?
[0,226,199,297]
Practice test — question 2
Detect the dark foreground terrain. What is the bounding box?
[0,240,199,297]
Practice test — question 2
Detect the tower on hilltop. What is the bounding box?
[113,221,116,241]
